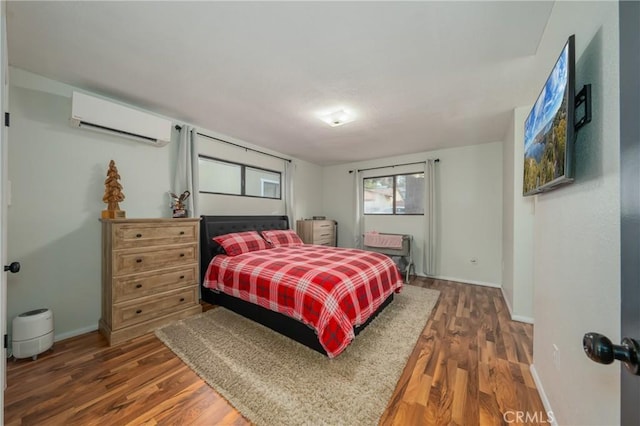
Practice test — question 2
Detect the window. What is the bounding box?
[260,178,280,198]
[364,173,424,215]
[199,156,281,199]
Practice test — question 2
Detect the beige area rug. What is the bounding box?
[155,285,440,426]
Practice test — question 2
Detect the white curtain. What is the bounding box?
[423,159,437,275]
[284,161,296,229]
[352,170,363,248]
[174,126,199,218]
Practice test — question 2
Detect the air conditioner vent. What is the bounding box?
[70,92,171,147]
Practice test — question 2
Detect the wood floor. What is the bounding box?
[5,278,548,425]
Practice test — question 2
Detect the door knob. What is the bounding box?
[4,262,20,273]
[583,332,640,375]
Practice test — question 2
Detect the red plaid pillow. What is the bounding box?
[261,229,304,247]
[213,231,270,256]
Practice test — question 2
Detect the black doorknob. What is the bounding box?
[583,332,640,375]
[4,262,20,273]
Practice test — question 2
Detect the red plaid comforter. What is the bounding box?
[203,245,404,357]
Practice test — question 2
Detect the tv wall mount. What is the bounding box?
[574,84,592,131]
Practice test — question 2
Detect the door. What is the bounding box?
[583,2,640,424]
[0,2,7,423]
[619,0,640,423]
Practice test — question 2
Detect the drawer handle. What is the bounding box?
[136,233,142,238]
[179,253,185,257]
[179,275,185,279]
[320,224,330,227]
[179,297,185,302]
[136,309,142,314]
[136,258,143,263]
[179,231,185,235]
[321,233,330,237]
[135,283,142,289]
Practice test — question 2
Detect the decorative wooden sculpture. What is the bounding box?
[170,190,190,218]
[102,160,126,219]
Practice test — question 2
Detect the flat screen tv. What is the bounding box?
[523,35,577,196]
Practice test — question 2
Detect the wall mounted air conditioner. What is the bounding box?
[70,91,172,147]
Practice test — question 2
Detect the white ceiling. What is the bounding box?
[6,1,556,166]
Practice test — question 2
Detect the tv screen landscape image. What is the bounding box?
[523,35,576,196]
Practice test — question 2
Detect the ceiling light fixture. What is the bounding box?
[319,109,355,127]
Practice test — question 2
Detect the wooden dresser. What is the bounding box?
[296,219,337,246]
[99,218,202,345]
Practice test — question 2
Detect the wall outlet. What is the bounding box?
[470,257,478,265]
[553,344,560,371]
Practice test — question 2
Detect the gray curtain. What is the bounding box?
[353,170,363,248]
[284,161,296,229]
[174,126,199,217]
[423,159,437,275]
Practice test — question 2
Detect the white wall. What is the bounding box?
[6,68,322,340]
[7,70,176,341]
[322,141,503,287]
[530,2,620,425]
[291,159,324,222]
[502,112,515,313]
[502,106,535,323]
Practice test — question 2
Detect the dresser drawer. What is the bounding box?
[313,220,334,230]
[114,264,198,303]
[314,236,336,246]
[113,287,199,329]
[296,219,336,246]
[313,222,335,240]
[114,243,197,275]
[112,222,198,249]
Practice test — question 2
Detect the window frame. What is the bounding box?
[198,155,282,200]
[363,171,425,215]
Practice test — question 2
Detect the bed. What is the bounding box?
[199,215,404,357]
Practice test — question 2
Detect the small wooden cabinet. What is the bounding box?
[296,219,337,246]
[99,218,202,345]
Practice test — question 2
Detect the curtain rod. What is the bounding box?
[175,125,292,163]
[348,159,439,174]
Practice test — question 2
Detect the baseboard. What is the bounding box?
[529,364,558,426]
[54,324,98,342]
[433,275,501,288]
[512,314,534,324]
[501,286,515,316]
[500,287,534,324]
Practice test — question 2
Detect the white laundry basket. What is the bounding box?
[12,308,54,360]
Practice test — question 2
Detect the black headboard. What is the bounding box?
[199,215,289,285]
